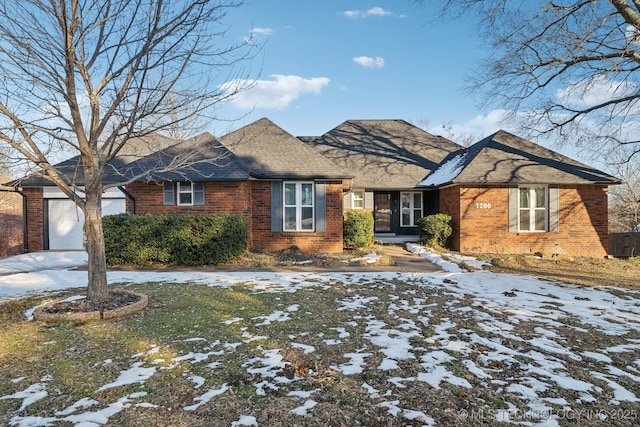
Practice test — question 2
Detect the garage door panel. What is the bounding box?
[48,199,125,250]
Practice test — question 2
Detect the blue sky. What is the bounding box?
[212,1,495,141]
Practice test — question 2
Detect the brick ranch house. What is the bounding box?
[10,118,620,258]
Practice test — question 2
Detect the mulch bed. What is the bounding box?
[41,291,142,314]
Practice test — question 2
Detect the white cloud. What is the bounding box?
[353,56,384,69]
[556,75,636,107]
[219,74,330,110]
[342,7,392,19]
[251,27,273,36]
[244,27,273,44]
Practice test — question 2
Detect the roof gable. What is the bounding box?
[220,117,350,180]
[421,130,621,186]
[300,119,462,189]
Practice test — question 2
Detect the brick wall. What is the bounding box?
[438,186,461,251]
[249,181,344,253]
[23,187,44,252]
[126,180,344,254]
[439,184,610,258]
[0,190,24,256]
[127,181,252,217]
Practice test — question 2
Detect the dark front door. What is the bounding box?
[374,193,394,233]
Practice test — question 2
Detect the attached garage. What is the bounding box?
[44,188,126,250]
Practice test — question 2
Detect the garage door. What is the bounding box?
[47,197,126,250]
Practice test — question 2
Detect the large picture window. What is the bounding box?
[400,192,423,227]
[518,186,547,232]
[284,182,314,231]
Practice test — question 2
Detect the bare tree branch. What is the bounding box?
[0,0,259,301]
[419,0,640,162]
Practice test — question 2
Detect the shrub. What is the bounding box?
[103,213,247,266]
[343,210,374,249]
[416,213,452,248]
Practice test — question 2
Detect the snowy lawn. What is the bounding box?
[1,251,640,426]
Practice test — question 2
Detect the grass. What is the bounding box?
[1,249,640,426]
[486,253,640,289]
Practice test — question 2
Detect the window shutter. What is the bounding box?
[549,186,559,232]
[316,182,326,232]
[163,182,174,205]
[194,182,205,206]
[508,187,518,232]
[343,193,351,209]
[364,192,374,210]
[271,181,282,232]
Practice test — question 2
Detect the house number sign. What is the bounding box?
[475,203,492,209]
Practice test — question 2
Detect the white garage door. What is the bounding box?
[47,192,126,250]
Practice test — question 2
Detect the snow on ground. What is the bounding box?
[1,250,640,425]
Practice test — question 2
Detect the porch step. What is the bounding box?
[374,234,421,244]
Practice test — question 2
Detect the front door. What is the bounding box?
[374,193,392,233]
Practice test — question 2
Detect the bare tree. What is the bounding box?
[419,0,640,162]
[609,158,640,232]
[0,0,257,302]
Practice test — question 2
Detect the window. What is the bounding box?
[177,182,193,206]
[163,182,205,206]
[400,192,423,227]
[284,182,314,231]
[518,186,547,232]
[352,190,364,209]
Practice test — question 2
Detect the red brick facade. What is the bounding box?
[0,190,24,256]
[22,187,44,253]
[126,180,344,253]
[439,184,610,258]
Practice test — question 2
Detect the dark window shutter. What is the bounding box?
[194,182,205,206]
[315,182,326,232]
[163,182,174,205]
[271,181,282,232]
[508,187,518,232]
[549,186,559,232]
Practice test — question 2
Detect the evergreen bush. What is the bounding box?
[103,213,247,266]
[343,210,374,249]
[416,213,452,248]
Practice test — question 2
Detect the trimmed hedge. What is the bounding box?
[103,213,248,266]
[416,213,452,248]
[343,210,374,249]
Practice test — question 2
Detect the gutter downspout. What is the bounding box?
[118,186,135,213]
[17,189,28,252]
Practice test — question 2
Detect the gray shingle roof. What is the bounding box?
[15,133,181,187]
[127,133,251,183]
[422,130,621,186]
[219,117,351,180]
[300,119,463,189]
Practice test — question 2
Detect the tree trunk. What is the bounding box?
[84,187,109,302]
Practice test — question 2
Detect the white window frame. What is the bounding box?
[350,190,365,209]
[177,182,194,206]
[518,185,547,232]
[283,182,315,232]
[400,191,423,227]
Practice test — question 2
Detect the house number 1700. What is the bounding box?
[476,203,492,209]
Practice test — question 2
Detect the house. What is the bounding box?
[10,133,179,251]
[299,120,462,238]
[123,118,352,253]
[10,118,621,258]
[418,130,620,257]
